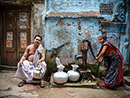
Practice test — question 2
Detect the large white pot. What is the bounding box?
[67,64,80,82]
[53,64,68,84]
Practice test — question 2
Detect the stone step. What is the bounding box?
[50,73,98,88]
[0,65,17,69]
[124,76,130,86]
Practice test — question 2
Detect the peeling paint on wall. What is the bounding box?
[45,18,78,65]
[43,0,129,65]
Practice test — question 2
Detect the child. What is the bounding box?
[95,35,124,88]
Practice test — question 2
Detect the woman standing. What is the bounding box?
[95,35,124,88]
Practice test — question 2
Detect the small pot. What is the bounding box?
[33,66,42,79]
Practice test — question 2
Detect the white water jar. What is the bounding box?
[67,64,80,82]
[53,64,68,84]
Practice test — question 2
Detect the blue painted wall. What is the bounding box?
[47,0,118,12]
[125,1,130,66]
[43,0,129,65]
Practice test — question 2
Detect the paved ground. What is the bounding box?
[0,70,130,98]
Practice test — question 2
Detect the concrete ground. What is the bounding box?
[0,70,130,98]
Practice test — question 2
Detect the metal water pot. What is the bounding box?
[67,64,80,82]
[53,64,68,84]
[33,66,42,79]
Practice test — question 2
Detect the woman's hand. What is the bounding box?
[95,60,99,63]
[95,57,99,60]
[95,59,102,65]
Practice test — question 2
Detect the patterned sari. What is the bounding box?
[97,40,124,87]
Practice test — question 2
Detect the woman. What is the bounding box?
[95,35,124,88]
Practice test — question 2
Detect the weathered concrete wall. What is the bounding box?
[125,1,130,67]
[43,0,129,65]
[45,18,78,64]
[31,4,45,46]
[47,0,117,12]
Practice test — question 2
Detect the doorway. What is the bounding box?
[1,6,31,65]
